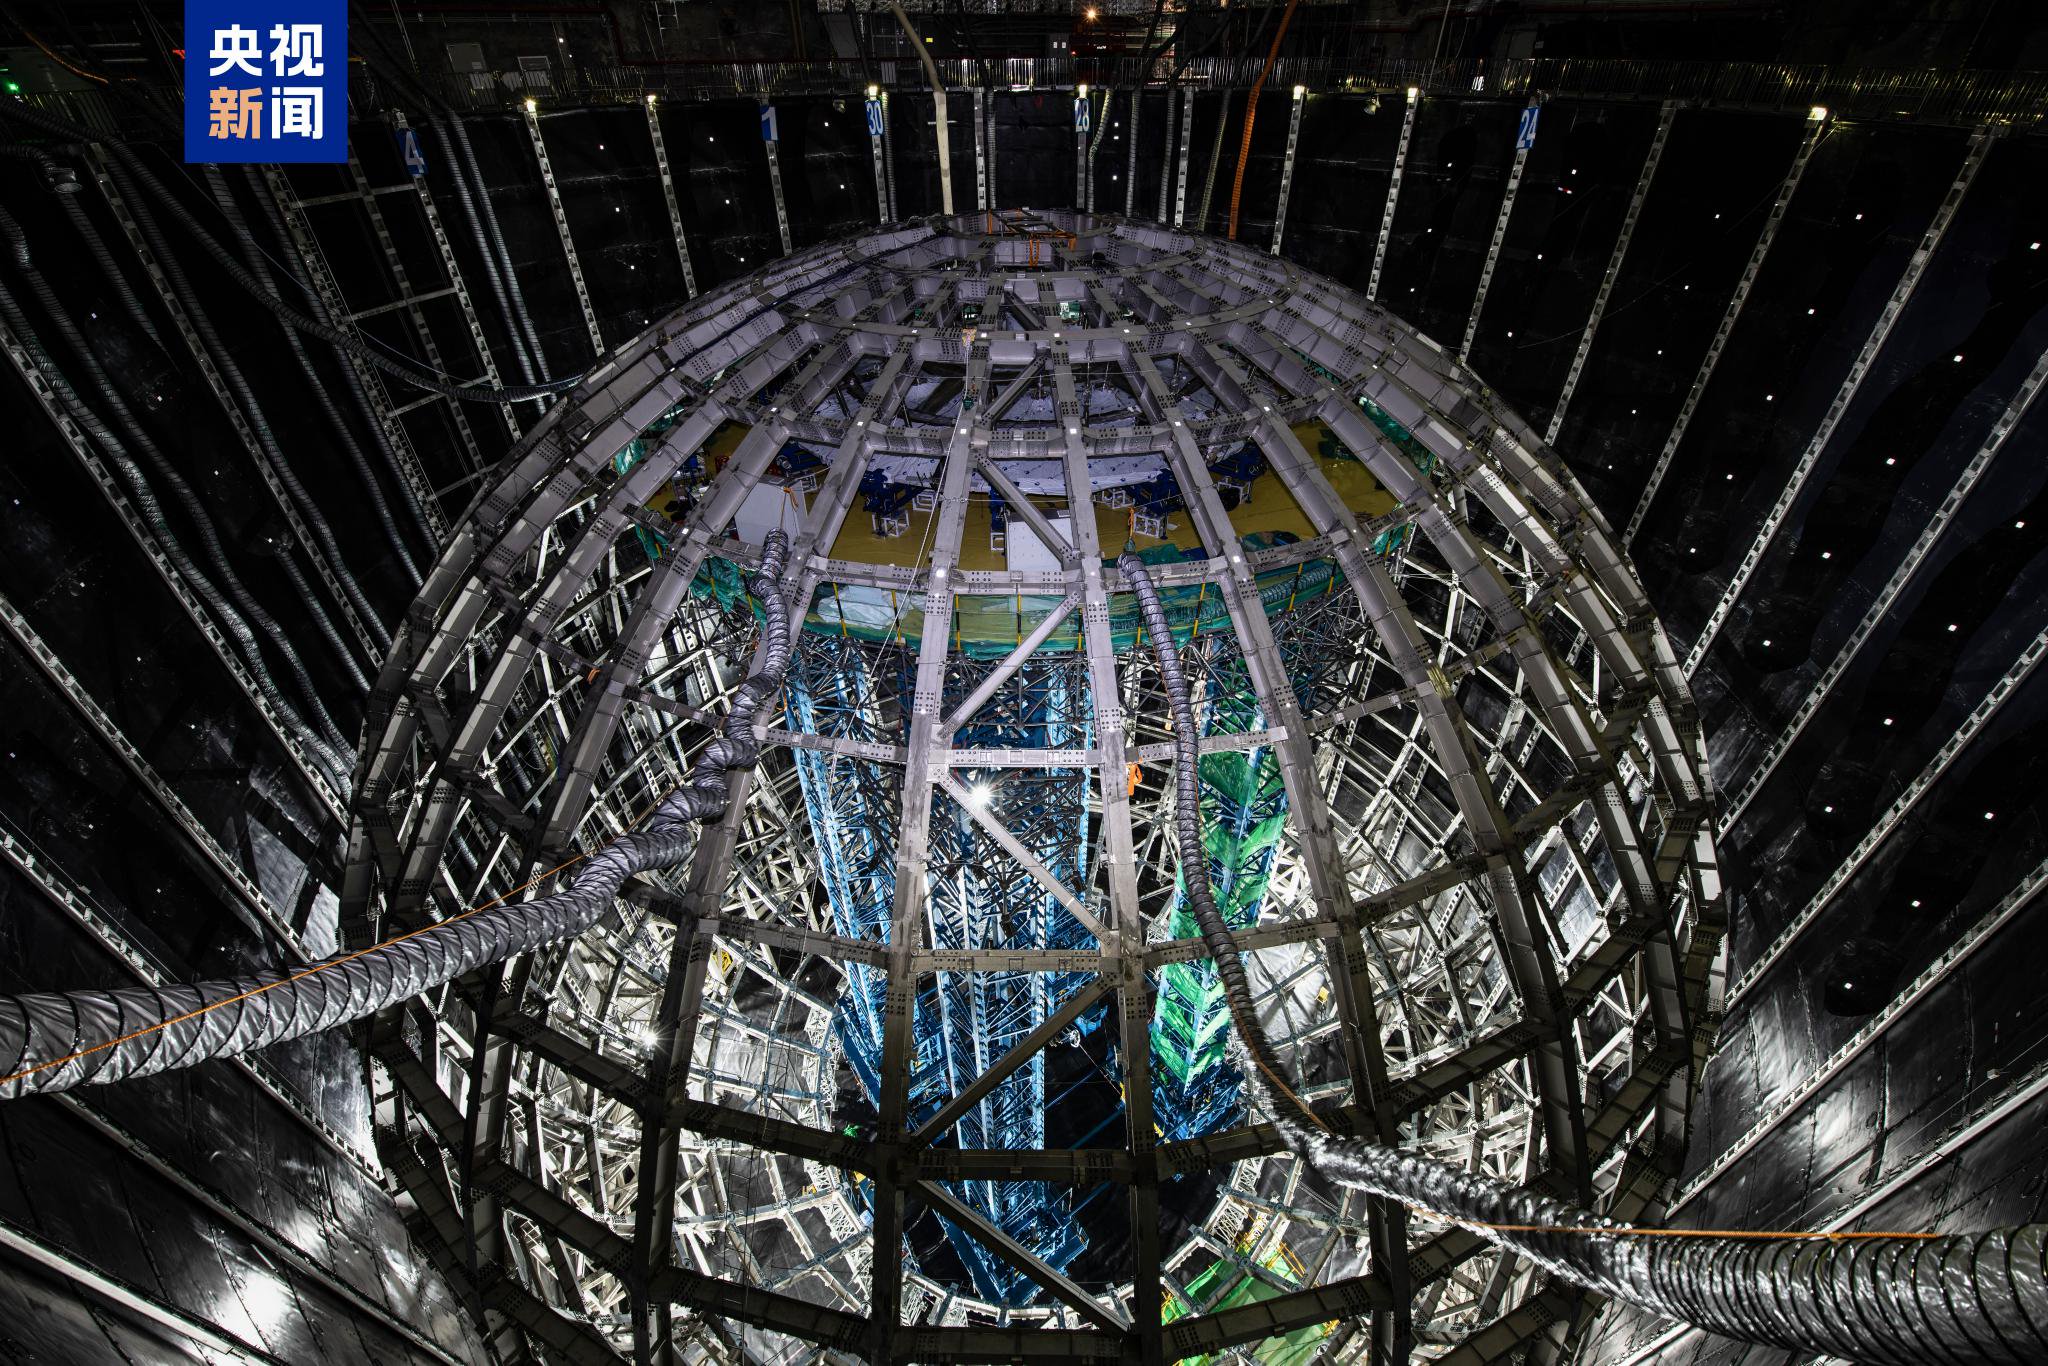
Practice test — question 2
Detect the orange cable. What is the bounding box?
[0,852,588,1090]
[22,29,111,86]
[1225,0,1302,241]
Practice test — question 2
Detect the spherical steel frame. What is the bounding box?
[348,211,1721,1365]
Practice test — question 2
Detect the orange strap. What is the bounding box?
[0,777,702,1091]
[1226,0,1302,241]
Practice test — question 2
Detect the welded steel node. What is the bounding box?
[349,210,1720,1364]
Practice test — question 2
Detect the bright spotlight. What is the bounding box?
[1808,105,1828,121]
[524,97,537,113]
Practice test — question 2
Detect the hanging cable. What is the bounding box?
[0,201,355,785]
[421,114,543,398]
[889,2,955,216]
[0,532,792,1098]
[1116,551,2048,1366]
[443,112,551,379]
[104,152,389,672]
[1224,0,1300,241]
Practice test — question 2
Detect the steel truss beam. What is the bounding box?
[1682,125,1995,675]
[523,100,607,357]
[645,99,700,300]
[1626,114,1824,544]
[1459,105,1536,359]
[1369,89,1420,302]
[1724,615,2048,1013]
[1545,101,1677,445]
[1719,339,2048,833]
[342,146,487,472]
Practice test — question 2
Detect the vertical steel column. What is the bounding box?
[1682,126,1995,675]
[881,91,899,220]
[1142,332,1429,1355]
[523,99,607,357]
[644,96,699,300]
[1156,83,1178,222]
[871,349,982,1360]
[632,428,870,1366]
[1545,100,1677,445]
[868,88,892,224]
[1050,349,1163,1366]
[1720,340,2048,833]
[1368,87,1420,302]
[260,164,454,531]
[1194,89,1228,230]
[1269,86,1307,257]
[986,85,999,211]
[342,151,487,473]
[1459,103,1537,358]
[392,107,521,441]
[1124,87,1142,216]
[1172,88,1195,227]
[1625,113,1826,543]
[760,102,795,256]
[972,86,989,211]
[1224,406,1423,1364]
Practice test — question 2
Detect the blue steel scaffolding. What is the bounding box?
[784,632,1098,1303]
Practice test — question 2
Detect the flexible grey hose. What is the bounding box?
[0,199,355,783]
[443,113,550,383]
[203,166,424,586]
[0,101,581,403]
[889,1,955,216]
[1116,553,2048,1364]
[0,146,161,346]
[105,154,388,676]
[1086,88,1113,215]
[425,114,544,394]
[0,532,793,1100]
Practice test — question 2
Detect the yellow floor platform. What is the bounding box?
[818,422,1395,570]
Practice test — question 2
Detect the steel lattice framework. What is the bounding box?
[346,211,1720,1366]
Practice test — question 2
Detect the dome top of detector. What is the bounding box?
[354,218,1718,1362]
[666,210,1532,499]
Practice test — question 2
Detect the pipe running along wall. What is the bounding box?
[889,1,954,216]
[1115,552,2048,1366]
[0,533,793,1099]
